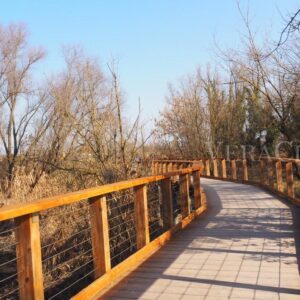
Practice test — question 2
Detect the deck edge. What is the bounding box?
[71,189,208,300]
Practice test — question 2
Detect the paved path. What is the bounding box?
[104,179,300,300]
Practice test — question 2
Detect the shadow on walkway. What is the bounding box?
[102,179,300,299]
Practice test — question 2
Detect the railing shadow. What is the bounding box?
[101,179,224,298]
[102,178,300,299]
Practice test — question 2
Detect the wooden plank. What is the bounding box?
[180,174,190,218]
[71,200,207,300]
[231,160,237,180]
[89,196,111,278]
[275,160,284,192]
[192,170,201,209]
[160,178,173,229]
[0,166,202,221]
[267,159,274,188]
[213,159,219,177]
[222,159,227,179]
[286,162,295,198]
[15,213,44,300]
[206,159,211,176]
[134,184,150,249]
[242,159,248,181]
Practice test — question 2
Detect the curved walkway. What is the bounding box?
[103,179,300,300]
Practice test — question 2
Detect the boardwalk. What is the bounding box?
[102,178,300,300]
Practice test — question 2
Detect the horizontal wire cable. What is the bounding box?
[42,227,91,250]
[0,270,22,284]
[0,256,20,268]
[42,204,89,219]
[150,227,164,236]
[109,206,134,214]
[107,193,134,203]
[109,201,134,211]
[0,286,19,299]
[42,238,91,263]
[0,242,19,251]
[44,248,93,276]
[111,243,137,261]
[0,227,18,236]
[108,211,135,223]
[45,257,94,291]
[110,237,136,252]
[149,217,162,223]
[109,218,135,232]
[47,265,96,299]
[109,228,136,241]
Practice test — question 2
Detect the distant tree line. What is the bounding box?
[154,10,300,160]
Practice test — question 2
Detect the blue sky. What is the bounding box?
[1,1,299,123]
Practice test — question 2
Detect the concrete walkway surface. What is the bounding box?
[103,178,300,300]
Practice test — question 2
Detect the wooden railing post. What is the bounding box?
[167,162,173,172]
[231,159,237,180]
[153,162,156,174]
[160,178,173,229]
[275,160,283,192]
[155,162,159,174]
[260,159,267,186]
[160,162,163,173]
[242,159,248,181]
[205,159,210,176]
[221,159,227,179]
[286,162,295,198]
[192,170,201,210]
[213,159,218,177]
[180,174,190,218]
[15,213,44,300]
[134,184,150,249]
[162,162,167,173]
[89,196,111,278]
[199,160,204,176]
[267,159,274,188]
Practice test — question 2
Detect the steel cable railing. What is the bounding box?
[0,165,205,300]
[0,222,19,300]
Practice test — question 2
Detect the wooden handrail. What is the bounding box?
[154,158,300,206]
[0,166,200,222]
[0,164,204,300]
[153,157,300,163]
[1,156,299,299]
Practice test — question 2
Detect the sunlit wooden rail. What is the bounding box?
[0,166,206,299]
[1,157,299,299]
[152,157,300,206]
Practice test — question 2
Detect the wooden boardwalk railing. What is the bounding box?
[152,157,300,206]
[0,166,207,300]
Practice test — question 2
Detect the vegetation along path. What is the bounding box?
[102,178,300,300]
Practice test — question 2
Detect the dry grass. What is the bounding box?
[0,166,154,299]
[0,170,99,206]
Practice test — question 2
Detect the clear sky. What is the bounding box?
[1,0,299,123]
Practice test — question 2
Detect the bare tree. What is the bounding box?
[0,24,45,197]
